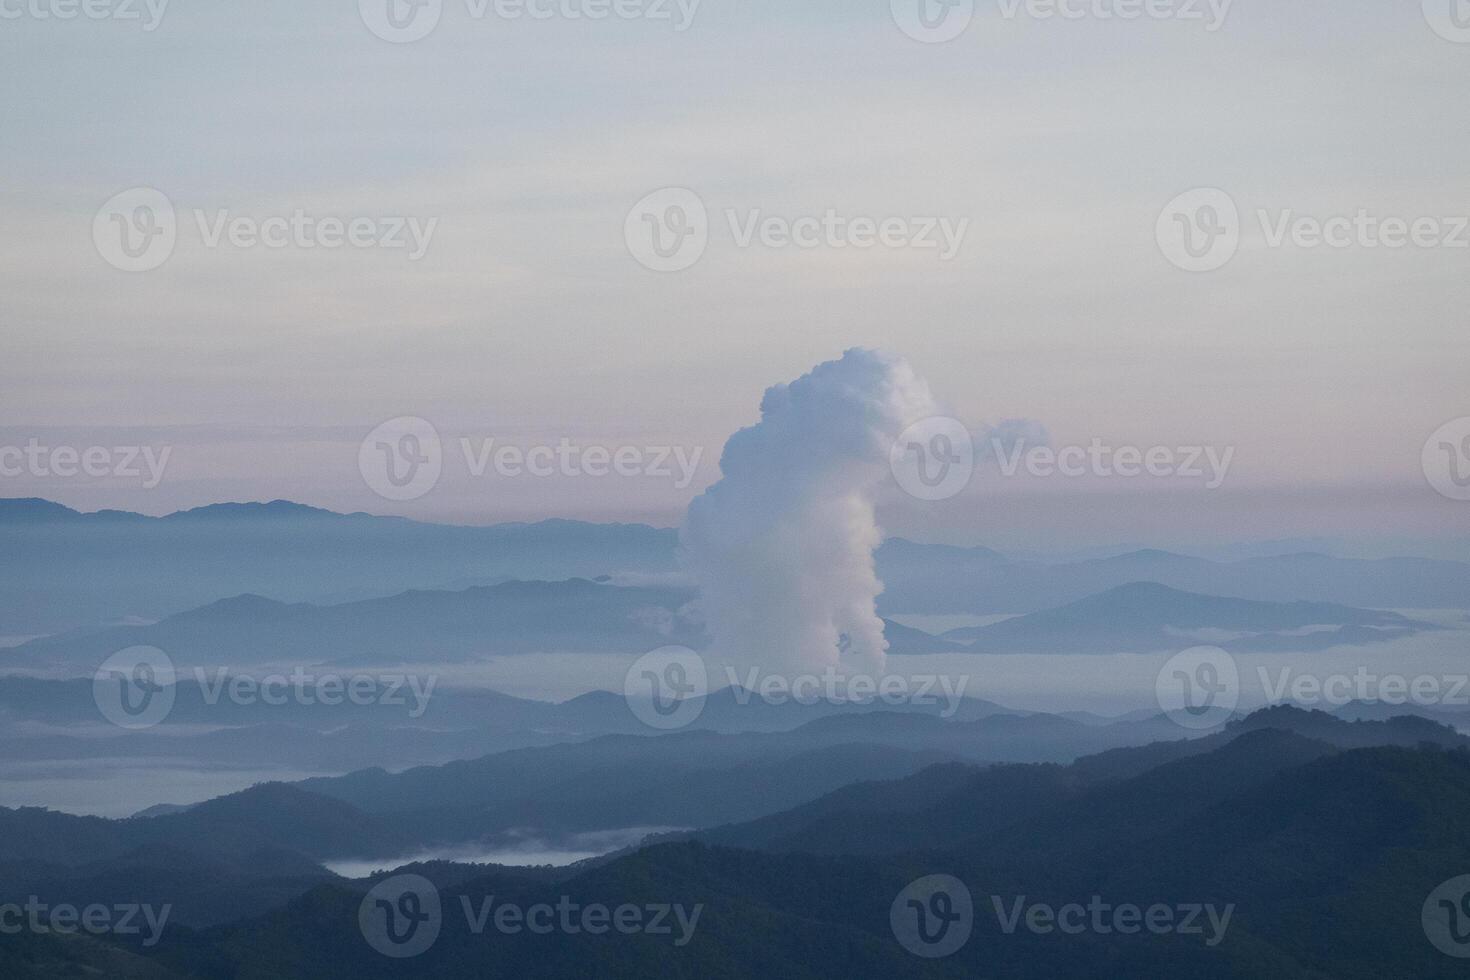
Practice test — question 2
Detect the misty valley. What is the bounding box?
[3,483,1469,978]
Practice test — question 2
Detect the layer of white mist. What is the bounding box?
[323,826,684,879]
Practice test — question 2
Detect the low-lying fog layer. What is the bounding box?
[349,613,1468,711]
[323,827,686,878]
[4,616,1464,816]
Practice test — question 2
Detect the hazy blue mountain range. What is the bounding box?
[0,498,679,634]
[0,667,1097,782]
[284,708,1196,831]
[6,576,1438,675]
[935,581,1435,654]
[5,579,703,670]
[698,707,1469,855]
[876,538,1470,614]
[16,706,1463,979]
[6,498,1469,638]
[0,703,1227,904]
[0,675,1009,780]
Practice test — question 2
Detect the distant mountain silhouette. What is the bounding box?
[100,706,1470,979]
[11,574,1433,674]
[0,497,680,634]
[162,500,349,521]
[9,578,705,668]
[937,581,1431,653]
[8,496,1470,636]
[702,705,1470,855]
[0,782,404,869]
[877,540,1470,616]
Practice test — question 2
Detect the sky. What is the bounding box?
[1,0,1467,553]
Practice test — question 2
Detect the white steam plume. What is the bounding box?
[681,349,942,676]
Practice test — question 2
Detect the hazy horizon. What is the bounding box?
[4,3,1467,552]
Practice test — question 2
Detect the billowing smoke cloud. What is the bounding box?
[681,349,941,676]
